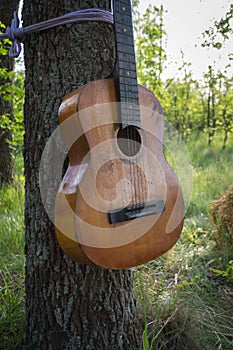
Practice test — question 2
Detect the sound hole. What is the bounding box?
[117,125,142,157]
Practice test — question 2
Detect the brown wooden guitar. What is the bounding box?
[54,0,184,269]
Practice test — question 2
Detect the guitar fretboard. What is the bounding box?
[113,0,140,128]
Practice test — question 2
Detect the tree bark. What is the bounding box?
[0,0,19,187]
[23,1,140,349]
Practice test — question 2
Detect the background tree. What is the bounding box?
[134,1,232,147]
[135,4,166,98]
[200,2,233,146]
[217,72,233,148]
[198,65,233,147]
[23,0,139,349]
[0,0,19,187]
[202,3,233,54]
[163,58,204,140]
[202,65,218,146]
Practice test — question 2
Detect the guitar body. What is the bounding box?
[55,79,184,268]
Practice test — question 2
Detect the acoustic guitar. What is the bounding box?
[54,0,184,269]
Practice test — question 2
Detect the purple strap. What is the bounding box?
[0,8,114,58]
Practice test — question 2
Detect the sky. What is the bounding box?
[138,0,233,80]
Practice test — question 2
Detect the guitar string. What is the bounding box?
[123,95,142,209]
[129,115,136,206]
[116,0,138,209]
[130,107,137,207]
[129,102,141,209]
[133,104,143,210]
[139,106,146,209]
[126,0,143,210]
[139,104,146,209]
[125,103,136,207]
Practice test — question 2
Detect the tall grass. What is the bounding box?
[186,132,233,218]
[135,132,233,349]
[0,156,25,350]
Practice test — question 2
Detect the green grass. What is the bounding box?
[186,132,233,218]
[0,155,25,350]
[134,132,233,349]
[0,133,233,349]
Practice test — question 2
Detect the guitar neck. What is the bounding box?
[113,0,140,128]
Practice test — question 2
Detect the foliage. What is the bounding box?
[0,22,12,100]
[199,65,233,147]
[12,70,25,154]
[0,157,25,350]
[0,70,25,155]
[135,4,167,97]
[133,4,233,146]
[0,23,9,56]
[212,261,233,282]
[163,58,204,140]
[132,0,140,13]
[0,24,13,115]
[0,22,24,157]
[202,3,233,53]
[0,268,25,350]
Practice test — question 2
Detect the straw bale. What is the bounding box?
[210,188,233,247]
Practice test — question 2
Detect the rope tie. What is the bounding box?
[0,8,114,58]
[5,12,25,58]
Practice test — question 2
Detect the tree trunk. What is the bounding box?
[23,1,140,349]
[0,0,18,187]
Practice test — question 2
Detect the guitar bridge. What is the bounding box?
[108,199,165,224]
